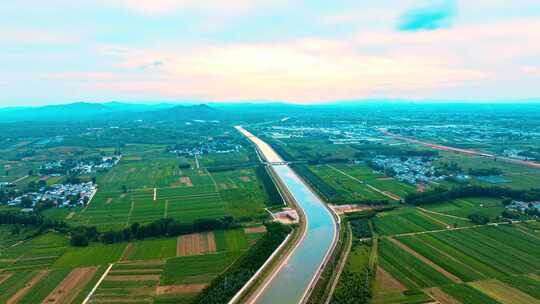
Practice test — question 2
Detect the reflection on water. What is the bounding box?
[236,126,336,304]
[255,166,336,304]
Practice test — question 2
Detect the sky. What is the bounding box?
[1,0,540,106]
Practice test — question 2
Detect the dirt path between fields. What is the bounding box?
[0,273,13,284]
[155,284,208,295]
[387,237,463,283]
[376,266,407,292]
[417,209,451,227]
[45,267,97,304]
[417,207,470,221]
[424,287,462,304]
[325,223,353,304]
[327,164,401,201]
[7,270,48,304]
[119,243,133,261]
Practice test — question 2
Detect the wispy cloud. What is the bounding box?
[398,0,457,32]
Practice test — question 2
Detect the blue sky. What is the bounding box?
[1,0,540,106]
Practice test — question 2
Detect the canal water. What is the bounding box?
[255,164,337,303]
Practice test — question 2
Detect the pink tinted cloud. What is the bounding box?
[88,37,487,102]
[108,0,257,16]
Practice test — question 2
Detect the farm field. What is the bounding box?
[64,157,268,231]
[436,152,540,190]
[373,208,446,236]
[373,222,540,304]
[306,163,416,204]
[0,228,254,303]
[423,196,505,219]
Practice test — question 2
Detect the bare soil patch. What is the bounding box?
[376,177,395,181]
[119,193,126,199]
[128,168,136,173]
[177,233,214,256]
[105,275,160,281]
[376,266,407,292]
[240,176,251,182]
[119,243,133,261]
[424,287,462,304]
[416,183,426,192]
[65,212,75,220]
[7,270,48,304]
[207,232,216,253]
[105,198,113,204]
[180,176,193,187]
[388,237,463,284]
[155,284,208,295]
[44,267,97,304]
[244,226,267,234]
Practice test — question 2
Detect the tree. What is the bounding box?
[121,185,127,193]
[21,196,33,208]
[70,232,89,247]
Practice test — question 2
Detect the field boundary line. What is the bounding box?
[82,263,114,304]
[326,164,401,201]
[387,237,463,283]
[81,187,99,214]
[125,201,135,227]
[390,219,537,238]
[417,207,470,221]
[416,209,451,227]
[412,234,487,279]
[11,175,29,184]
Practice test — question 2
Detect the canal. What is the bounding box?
[236,127,338,304]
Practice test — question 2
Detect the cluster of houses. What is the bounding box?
[70,156,121,174]
[7,182,97,209]
[40,156,121,175]
[370,156,446,185]
[168,141,242,157]
[506,200,540,214]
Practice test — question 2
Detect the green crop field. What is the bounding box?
[1,233,68,271]
[378,239,453,289]
[64,162,267,231]
[160,252,241,285]
[128,238,177,260]
[0,271,38,302]
[214,228,250,252]
[373,208,446,236]
[436,152,540,190]
[53,243,127,268]
[17,268,72,304]
[440,284,500,304]
[424,197,505,219]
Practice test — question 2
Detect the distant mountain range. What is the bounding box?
[1,100,539,123]
[0,102,221,122]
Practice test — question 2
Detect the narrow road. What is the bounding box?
[378,129,540,169]
[325,223,352,304]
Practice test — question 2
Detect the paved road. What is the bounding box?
[378,129,540,169]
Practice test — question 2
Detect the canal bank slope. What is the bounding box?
[235,126,338,304]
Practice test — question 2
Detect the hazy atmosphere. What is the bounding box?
[1,0,540,106]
